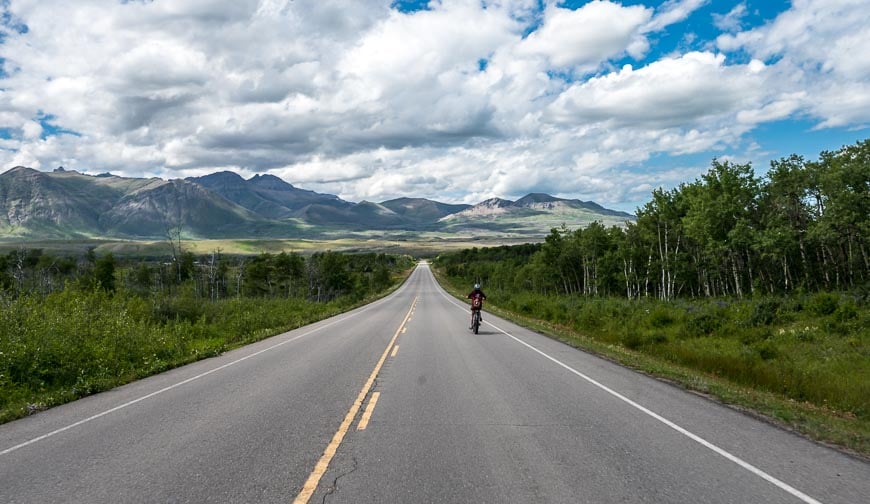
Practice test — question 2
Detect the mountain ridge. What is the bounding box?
[1,167,634,240]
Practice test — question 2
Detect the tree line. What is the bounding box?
[439,139,869,299]
[0,247,409,304]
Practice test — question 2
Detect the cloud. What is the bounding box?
[0,0,867,212]
[547,52,765,129]
[717,0,870,128]
[518,1,652,67]
[644,0,708,33]
[712,3,747,33]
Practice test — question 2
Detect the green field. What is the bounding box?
[0,235,535,258]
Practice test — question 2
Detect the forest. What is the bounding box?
[0,247,413,423]
[436,139,869,452]
[440,139,868,299]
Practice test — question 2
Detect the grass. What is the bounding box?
[0,236,538,258]
[434,270,870,458]
[0,269,413,425]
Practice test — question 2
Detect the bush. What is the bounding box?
[808,292,839,316]
[835,300,858,321]
[750,299,781,326]
[753,340,779,361]
[685,310,725,337]
[623,332,645,349]
[648,306,676,328]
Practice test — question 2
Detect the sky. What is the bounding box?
[0,0,869,212]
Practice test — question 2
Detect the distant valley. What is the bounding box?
[0,166,634,241]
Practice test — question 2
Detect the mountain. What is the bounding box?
[186,172,350,220]
[513,193,634,218]
[513,193,561,206]
[0,166,98,237]
[439,193,634,234]
[1,167,635,240]
[294,200,407,229]
[99,178,270,238]
[380,197,471,224]
[185,171,292,219]
[442,197,514,219]
[0,167,288,239]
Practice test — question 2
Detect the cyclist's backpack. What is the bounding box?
[471,293,483,309]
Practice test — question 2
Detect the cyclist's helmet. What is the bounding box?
[474,283,480,289]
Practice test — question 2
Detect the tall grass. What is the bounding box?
[0,286,366,423]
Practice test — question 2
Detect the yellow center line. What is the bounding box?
[402,327,407,334]
[292,296,418,504]
[391,345,399,357]
[356,392,380,431]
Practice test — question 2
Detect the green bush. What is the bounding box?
[648,306,677,328]
[753,340,779,361]
[623,332,645,350]
[808,292,839,316]
[685,310,725,337]
[749,299,781,326]
[835,300,858,321]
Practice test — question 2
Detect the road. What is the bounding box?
[1,263,867,503]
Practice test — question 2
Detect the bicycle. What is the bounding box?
[471,309,481,334]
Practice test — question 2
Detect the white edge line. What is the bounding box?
[1,287,397,457]
[435,286,824,504]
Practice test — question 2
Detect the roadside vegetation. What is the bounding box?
[0,247,414,424]
[435,140,869,455]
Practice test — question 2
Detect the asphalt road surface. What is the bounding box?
[1,263,867,503]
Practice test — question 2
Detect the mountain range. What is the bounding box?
[0,166,634,240]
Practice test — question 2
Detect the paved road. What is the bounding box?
[1,263,867,503]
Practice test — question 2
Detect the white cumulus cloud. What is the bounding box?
[0,0,866,211]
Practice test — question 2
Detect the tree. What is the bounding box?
[273,252,305,298]
[129,263,153,295]
[94,253,116,292]
[636,187,686,300]
[683,160,760,298]
[243,253,274,297]
[203,249,229,301]
[759,154,813,291]
[814,140,870,287]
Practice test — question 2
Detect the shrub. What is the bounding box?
[739,328,771,345]
[648,333,669,345]
[749,299,781,326]
[835,300,858,322]
[648,307,676,328]
[621,323,643,349]
[808,292,839,316]
[685,311,724,337]
[577,304,603,329]
[753,340,779,361]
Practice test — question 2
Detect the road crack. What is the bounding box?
[321,456,359,504]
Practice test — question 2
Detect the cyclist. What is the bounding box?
[467,283,487,329]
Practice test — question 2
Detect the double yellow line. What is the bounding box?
[293,296,417,504]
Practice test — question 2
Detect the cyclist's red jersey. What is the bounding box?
[467,289,486,310]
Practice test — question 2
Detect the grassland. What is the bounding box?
[439,206,630,235]
[0,235,536,258]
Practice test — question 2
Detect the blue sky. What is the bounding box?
[1,0,869,212]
